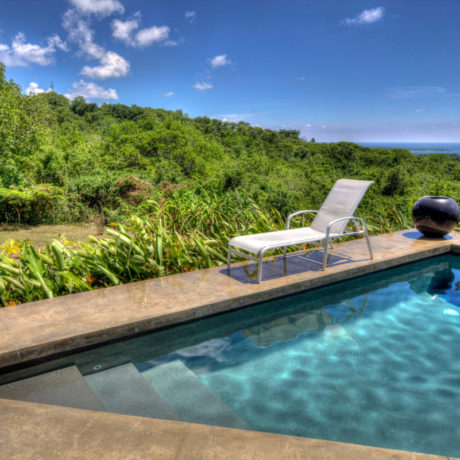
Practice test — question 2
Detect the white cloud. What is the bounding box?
[193,81,212,91]
[185,10,196,22]
[64,80,118,100]
[25,82,51,95]
[194,55,231,91]
[387,86,446,100]
[415,108,426,113]
[162,39,181,47]
[62,8,105,59]
[295,121,460,143]
[136,26,170,47]
[321,124,327,129]
[219,113,254,122]
[111,18,139,44]
[81,51,130,79]
[344,7,384,26]
[111,17,170,48]
[0,32,67,67]
[70,0,124,17]
[47,34,69,52]
[305,123,312,128]
[63,8,130,79]
[26,82,45,94]
[209,54,231,68]
[162,91,174,97]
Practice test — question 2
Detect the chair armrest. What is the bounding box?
[286,210,319,229]
[325,216,368,237]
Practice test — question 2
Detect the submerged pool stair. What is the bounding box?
[0,365,104,411]
[0,361,251,430]
[141,360,251,430]
[84,363,178,420]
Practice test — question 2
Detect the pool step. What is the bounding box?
[84,363,178,420]
[0,365,104,411]
[141,360,251,430]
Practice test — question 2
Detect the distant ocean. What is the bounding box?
[358,142,460,155]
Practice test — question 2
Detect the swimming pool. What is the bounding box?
[1,255,459,457]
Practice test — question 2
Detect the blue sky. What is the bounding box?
[1,0,460,142]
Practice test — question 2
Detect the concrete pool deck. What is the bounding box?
[0,398,451,460]
[0,229,459,459]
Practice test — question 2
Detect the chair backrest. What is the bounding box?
[310,179,374,234]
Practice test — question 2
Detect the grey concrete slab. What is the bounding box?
[0,365,104,411]
[85,362,178,420]
[142,360,251,430]
[1,398,449,460]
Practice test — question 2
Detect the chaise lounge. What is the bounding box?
[227,178,374,283]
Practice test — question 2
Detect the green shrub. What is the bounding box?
[0,185,84,224]
[67,173,124,210]
[67,173,161,211]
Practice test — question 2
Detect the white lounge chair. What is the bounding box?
[227,179,374,283]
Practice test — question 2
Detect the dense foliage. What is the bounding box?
[0,190,282,305]
[1,62,459,226]
[0,61,459,305]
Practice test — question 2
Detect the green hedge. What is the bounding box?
[0,185,85,224]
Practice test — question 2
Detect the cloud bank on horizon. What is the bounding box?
[1,0,459,142]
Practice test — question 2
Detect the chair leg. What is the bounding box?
[359,220,373,260]
[257,251,264,283]
[227,245,232,273]
[364,226,373,260]
[322,238,329,271]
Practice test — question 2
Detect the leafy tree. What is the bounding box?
[0,62,53,186]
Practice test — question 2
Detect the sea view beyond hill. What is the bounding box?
[358,142,460,155]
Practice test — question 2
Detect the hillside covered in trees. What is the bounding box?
[1,61,460,305]
[1,62,459,229]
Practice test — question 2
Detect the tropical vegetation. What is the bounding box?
[0,61,459,306]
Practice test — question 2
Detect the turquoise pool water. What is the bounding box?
[3,255,460,456]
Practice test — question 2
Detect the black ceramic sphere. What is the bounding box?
[412,196,459,237]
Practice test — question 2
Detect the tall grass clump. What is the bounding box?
[0,189,283,306]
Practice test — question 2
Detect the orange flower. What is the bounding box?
[86,273,96,286]
[7,299,18,307]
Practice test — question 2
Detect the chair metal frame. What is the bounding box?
[227,210,373,283]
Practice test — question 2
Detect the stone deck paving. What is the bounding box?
[0,229,459,459]
[0,399,451,460]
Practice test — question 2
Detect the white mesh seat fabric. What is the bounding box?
[227,178,374,283]
[310,179,374,234]
[229,228,340,254]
